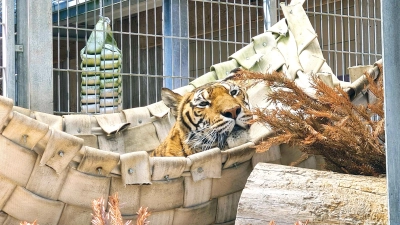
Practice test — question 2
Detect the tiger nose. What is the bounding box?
[222,106,241,119]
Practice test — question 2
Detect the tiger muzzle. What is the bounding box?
[221,106,241,119]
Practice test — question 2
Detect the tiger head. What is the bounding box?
[152,77,253,157]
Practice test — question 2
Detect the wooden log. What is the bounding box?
[236,163,387,225]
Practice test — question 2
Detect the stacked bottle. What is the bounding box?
[80,17,122,114]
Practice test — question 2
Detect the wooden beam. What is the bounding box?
[236,163,387,224]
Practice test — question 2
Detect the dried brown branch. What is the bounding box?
[290,153,310,167]
[235,68,385,176]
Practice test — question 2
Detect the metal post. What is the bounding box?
[16,0,53,113]
[382,0,400,223]
[263,0,277,31]
[2,0,16,100]
[163,0,189,89]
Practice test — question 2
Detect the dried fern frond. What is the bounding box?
[20,221,38,225]
[136,207,151,225]
[108,193,125,225]
[238,68,385,176]
[91,193,133,225]
[91,196,107,225]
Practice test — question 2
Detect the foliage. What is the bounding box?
[233,67,385,176]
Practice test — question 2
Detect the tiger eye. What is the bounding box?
[230,90,238,95]
[199,101,209,107]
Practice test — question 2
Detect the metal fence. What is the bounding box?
[0,0,382,114]
[286,0,382,81]
[52,0,264,114]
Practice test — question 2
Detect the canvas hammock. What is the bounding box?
[0,1,381,224]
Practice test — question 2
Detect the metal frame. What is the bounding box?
[1,0,16,100]
[15,0,53,113]
[382,0,400,223]
[163,0,189,89]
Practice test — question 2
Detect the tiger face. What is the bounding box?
[151,80,253,157]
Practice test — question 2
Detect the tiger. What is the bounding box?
[151,71,253,157]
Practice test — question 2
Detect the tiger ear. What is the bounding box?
[223,67,244,81]
[161,88,182,117]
